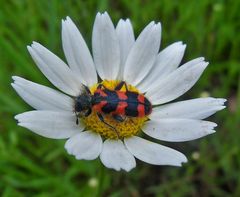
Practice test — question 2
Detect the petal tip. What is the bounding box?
[200,61,209,69]
[10,83,16,89]
[181,156,188,165]
[182,43,187,48]
[14,114,20,120]
[123,166,134,172]
[125,18,130,23]
[212,122,218,127]
[156,22,161,26]
[27,45,32,51]
[221,106,226,110]
[154,22,162,31]
[210,130,216,134]
[96,12,101,17]
[148,21,155,26]
[103,11,109,16]
[175,158,188,167]
[220,98,227,104]
[204,61,209,66]
[17,122,24,127]
[32,41,38,46]
[12,76,18,81]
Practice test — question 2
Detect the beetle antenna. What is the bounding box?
[75,111,79,125]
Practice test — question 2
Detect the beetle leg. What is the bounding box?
[84,108,92,117]
[97,112,120,138]
[129,118,135,125]
[82,84,91,94]
[112,114,126,122]
[75,111,79,125]
[97,83,110,90]
[97,84,103,89]
[115,81,128,92]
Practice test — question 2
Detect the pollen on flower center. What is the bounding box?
[82,80,148,139]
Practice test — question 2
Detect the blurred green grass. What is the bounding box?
[0,0,239,196]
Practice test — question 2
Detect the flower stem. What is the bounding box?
[96,163,105,197]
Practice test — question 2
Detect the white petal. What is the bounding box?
[62,17,97,86]
[151,97,226,120]
[28,42,82,96]
[15,111,83,139]
[124,136,187,166]
[92,12,120,80]
[146,58,208,105]
[116,19,135,80]
[137,42,186,92]
[65,131,102,160]
[12,76,73,111]
[143,119,217,142]
[123,22,161,86]
[100,139,136,171]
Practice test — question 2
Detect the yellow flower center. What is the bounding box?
[82,80,148,139]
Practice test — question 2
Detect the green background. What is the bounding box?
[0,0,239,196]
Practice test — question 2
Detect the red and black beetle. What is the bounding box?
[74,81,152,136]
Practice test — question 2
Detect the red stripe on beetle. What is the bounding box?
[137,104,145,117]
[137,94,145,103]
[93,101,107,113]
[114,101,128,115]
[117,91,128,100]
[95,89,108,97]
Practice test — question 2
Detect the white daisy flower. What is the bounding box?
[12,12,226,172]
